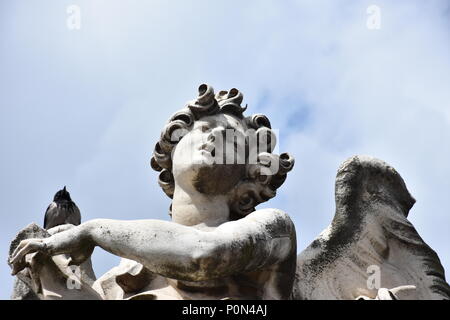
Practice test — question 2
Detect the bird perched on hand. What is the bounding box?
[43,186,81,229]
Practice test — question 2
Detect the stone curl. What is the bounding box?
[151,84,294,218]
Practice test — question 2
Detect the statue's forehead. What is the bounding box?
[196,113,245,129]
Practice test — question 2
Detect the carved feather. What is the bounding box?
[294,155,450,300]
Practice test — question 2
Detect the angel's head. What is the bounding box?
[151,84,294,220]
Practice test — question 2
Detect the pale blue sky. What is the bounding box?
[1,1,449,299]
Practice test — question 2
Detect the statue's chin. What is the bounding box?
[192,163,245,195]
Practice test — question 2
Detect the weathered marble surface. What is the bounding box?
[7,85,449,300]
[8,84,296,300]
[293,156,450,300]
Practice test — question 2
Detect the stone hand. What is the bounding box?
[9,238,48,275]
[9,224,94,275]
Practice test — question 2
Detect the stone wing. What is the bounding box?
[293,156,450,300]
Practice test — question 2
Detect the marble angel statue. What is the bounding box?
[8,84,450,300]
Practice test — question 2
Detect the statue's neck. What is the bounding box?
[171,185,230,228]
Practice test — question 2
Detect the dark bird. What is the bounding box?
[43,186,81,229]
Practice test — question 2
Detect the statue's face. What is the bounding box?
[172,113,247,195]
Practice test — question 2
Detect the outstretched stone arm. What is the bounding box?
[11,208,296,282]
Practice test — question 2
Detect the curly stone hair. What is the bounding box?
[151,84,294,219]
